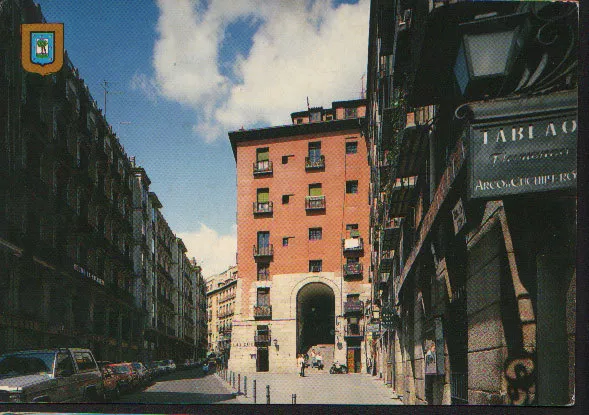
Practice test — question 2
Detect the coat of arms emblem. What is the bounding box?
[21,23,64,75]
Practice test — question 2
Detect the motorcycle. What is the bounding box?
[329,361,348,374]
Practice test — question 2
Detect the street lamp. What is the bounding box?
[454,11,529,97]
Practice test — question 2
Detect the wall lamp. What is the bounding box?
[454,11,530,98]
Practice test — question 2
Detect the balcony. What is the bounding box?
[343,237,364,254]
[253,201,273,215]
[343,262,363,279]
[253,244,274,259]
[254,333,271,346]
[343,301,364,316]
[305,155,325,170]
[253,160,273,175]
[344,324,364,339]
[253,304,272,320]
[305,195,325,211]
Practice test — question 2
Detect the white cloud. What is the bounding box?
[145,0,369,141]
[177,223,237,278]
[130,72,160,102]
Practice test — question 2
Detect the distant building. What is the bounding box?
[227,99,371,373]
[206,266,238,362]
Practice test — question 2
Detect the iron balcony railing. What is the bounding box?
[253,304,272,319]
[253,160,273,175]
[253,244,274,258]
[344,324,365,338]
[343,300,364,315]
[254,333,271,346]
[253,201,273,215]
[305,195,326,210]
[343,237,364,253]
[305,155,325,170]
[343,262,363,278]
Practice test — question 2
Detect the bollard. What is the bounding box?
[233,372,236,389]
[238,374,241,394]
[244,376,247,397]
[292,394,296,404]
[253,380,257,403]
[266,384,270,404]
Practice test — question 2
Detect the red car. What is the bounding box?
[105,363,136,392]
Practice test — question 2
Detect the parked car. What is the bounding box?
[105,363,135,393]
[163,359,176,372]
[100,366,121,400]
[147,361,163,378]
[0,348,105,403]
[131,362,149,386]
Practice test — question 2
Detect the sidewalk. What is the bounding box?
[215,368,402,405]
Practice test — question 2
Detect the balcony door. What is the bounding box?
[257,231,269,248]
[257,288,270,307]
[308,142,321,162]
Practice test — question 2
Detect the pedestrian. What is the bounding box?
[316,352,323,370]
[297,354,305,377]
[310,349,317,368]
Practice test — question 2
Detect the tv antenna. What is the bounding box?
[101,80,124,121]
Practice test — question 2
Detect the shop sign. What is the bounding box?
[468,110,577,199]
[74,263,105,286]
[366,323,380,334]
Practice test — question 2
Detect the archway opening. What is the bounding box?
[296,282,335,357]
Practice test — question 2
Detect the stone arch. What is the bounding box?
[289,276,341,319]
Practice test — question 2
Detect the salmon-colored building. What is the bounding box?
[227,99,371,373]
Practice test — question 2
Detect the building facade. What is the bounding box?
[366,0,577,405]
[205,266,238,364]
[0,0,208,362]
[227,100,372,373]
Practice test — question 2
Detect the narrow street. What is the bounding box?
[117,367,236,404]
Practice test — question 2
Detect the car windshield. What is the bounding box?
[0,352,55,378]
[110,366,130,374]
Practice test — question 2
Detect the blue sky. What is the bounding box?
[36,0,369,276]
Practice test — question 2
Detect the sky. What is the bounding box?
[36,0,370,277]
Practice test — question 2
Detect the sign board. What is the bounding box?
[366,323,380,334]
[451,198,466,235]
[468,93,577,199]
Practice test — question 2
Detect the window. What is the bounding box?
[55,352,75,376]
[309,227,322,240]
[74,351,97,372]
[257,288,270,306]
[282,194,290,204]
[309,260,322,273]
[282,237,289,247]
[308,142,321,162]
[346,141,358,154]
[310,111,321,122]
[282,155,289,164]
[257,231,270,247]
[309,183,322,196]
[344,107,357,119]
[346,180,358,194]
[256,188,270,212]
[326,114,333,121]
[256,148,269,162]
[296,118,303,124]
[346,224,360,238]
[258,262,270,281]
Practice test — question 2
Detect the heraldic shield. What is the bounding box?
[21,23,64,76]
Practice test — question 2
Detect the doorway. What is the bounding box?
[256,347,269,372]
[347,346,362,373]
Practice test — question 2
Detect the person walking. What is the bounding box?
[310,349,317,368]
[316,352,323,370]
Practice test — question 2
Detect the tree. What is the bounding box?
[36,39,48,55]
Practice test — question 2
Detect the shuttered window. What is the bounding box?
[257,148,269,161]
[257,188,269,203]
[309,184,322,196]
